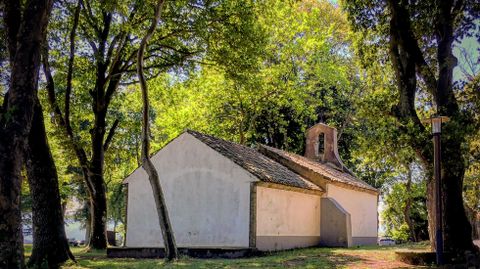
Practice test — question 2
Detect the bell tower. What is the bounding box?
[304,123,345,169]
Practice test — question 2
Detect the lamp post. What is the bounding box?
[423,115,449,265]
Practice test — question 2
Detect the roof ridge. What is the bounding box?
[186,130,322,191]
[257,144,378,194]
[186,129,252,149]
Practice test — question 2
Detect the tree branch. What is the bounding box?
[65,0,82,133]
[41,46,90,170]
[106,32,124,70]
[79,23,99,55]
[106,2,139,69]
[104,72,122,108]
[2,0,21,64]
[435,0,459,115]
[103,119,119,152]
[387,0,431,162]
[451,0,464,20]
[390,0,438,96]
[80,0,100,35]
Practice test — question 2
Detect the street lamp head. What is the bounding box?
[421,116,450,134]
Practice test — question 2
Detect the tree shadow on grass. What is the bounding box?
[72,250,365,269]
[62,247,425,269]
[278,248,366,268]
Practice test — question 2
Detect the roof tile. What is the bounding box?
[187,130,321,191]
[258,144,378,193]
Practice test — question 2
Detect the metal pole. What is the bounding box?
[433,131,444,265]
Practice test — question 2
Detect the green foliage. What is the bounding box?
[464,164,480,213]
[37,0,416,236]
[30,0,480,245]
[40,0,272,228]
[136,0,359,152]
[20,178,33,229]
[382,178,428,242]
[75,0,375,232]
[390,223,410,243]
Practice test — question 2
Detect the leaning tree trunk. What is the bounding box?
[137,0,178,261]
[25,98,75,268]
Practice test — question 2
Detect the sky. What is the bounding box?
[453,36,480,83]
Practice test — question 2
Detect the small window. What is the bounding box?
[318,132,325,157]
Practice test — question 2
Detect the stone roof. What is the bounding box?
[186,130,322,191]
[258,144,378,193]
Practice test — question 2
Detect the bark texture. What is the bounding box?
[87,173,108,249]
[386,0,474,254]
[25,99,75,268]
[137,0,178,260]
[0,0,54,268]
[3,0,73,266]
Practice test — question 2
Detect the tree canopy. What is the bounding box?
[1,0,479,267]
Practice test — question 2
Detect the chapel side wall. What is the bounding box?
[255,186,321,251]
[125,133,256,248]
[320,197,352,247]
[326,184,378,246]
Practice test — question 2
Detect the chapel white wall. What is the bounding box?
[125,133,256,248]
[326,184,378,240]
[255,186,321,250]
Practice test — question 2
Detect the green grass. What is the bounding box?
[24,244,433,269]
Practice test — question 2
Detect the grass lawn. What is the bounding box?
[25,244,434,269]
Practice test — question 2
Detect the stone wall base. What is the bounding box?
[107,247,258,259]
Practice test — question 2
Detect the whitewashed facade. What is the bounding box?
[124,124,378,251]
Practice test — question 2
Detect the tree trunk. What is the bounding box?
[0,134,25,269]
[137,0,178,261]
[0,0,54,267]
[84,202,91,244]
[465,206,479,241]
[25,98,75,268]
[61,201,67,217]
[86,104,109,249]
[239,124,246,145]
[39,0,110,250]
[386,0,475,255]
[440,135,474,253]
[403,166,417,242]
[422,132,474,254]
[87,173,108,249]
